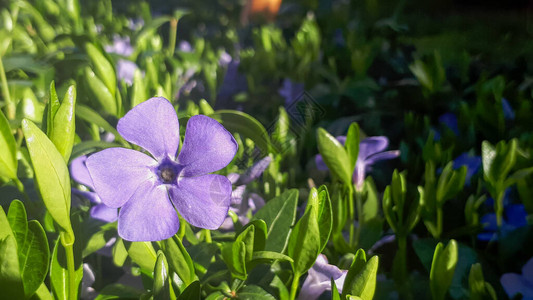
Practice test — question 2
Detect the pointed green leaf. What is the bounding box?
[125,241,157,271]
[0,207,24,299]
[7,200,28,251]
[131,69,147,108]
[83,67,117,116]
[177,281,201,300]
[49,85,76,162]
[253,189,298,253]
[345,122,360,171]
[0,109,17,179]
[19,220,50,298]
[199,99,214,115]
[85,43,116,97]
[161,236,195,286]
[238,285,276,300]
[22,119,73,237]
[153,251,171,300]
[287,208,320,274]
[317,128,352,185]
[430,240,458,300]
[221,241,247,280]
[46,81,61,136]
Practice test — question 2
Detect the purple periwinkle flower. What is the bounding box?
[438,112,459,136]
[70,156,118,223]
[477,204,528,242]
[453,152,481,185]
[105,35,138,85]
[298,254,347,300]
[500,256,533,300]
[86,97,238,241]
[221,156,271,230]
[501,98,515,121]
[279,79,304,107]
[315,136,400,190]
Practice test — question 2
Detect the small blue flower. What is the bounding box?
[477,204,528,241]
[438,112,459,136]
[501,98,515,120]
[453,152,481,185]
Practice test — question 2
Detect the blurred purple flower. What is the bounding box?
[500,256,533,300]
[128,18,144,31]
[105,35,138,85]
[477,204,528,241]
[502,98,515,120]
[178,41,193,53]
[217,59,248,103]
[279,79,304,107]
[86,97,238,241]
[438,112,459,136]
[221,156,272,230]
[453,152,481,185]
[70,156,118,223]
[315,136,400,190]
[298,254,347,300]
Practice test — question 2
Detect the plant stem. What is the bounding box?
[436,207,443,239]
[289,272,300,300]
[353,189,364,249]
[168,18,178,56]
[347,186,355,246]
[64,243,77,300]
[0,54,15,120]
[495,190,504,227]
[204,229,212,243]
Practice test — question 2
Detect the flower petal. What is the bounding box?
[522,257,533,281]
[117,97,180,160]
[359,137,389,160]
[90,204,118,223]
[237,156,272,185]
[501,273,533,299]
[86,148,156,208]
[170,174,232,229]
[315,154,329,171]
[70,156,94,189]
[118,181,179,241]
[365,150,400,165]
[178,115,238,176]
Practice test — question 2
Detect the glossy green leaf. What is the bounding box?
[177,281,201,300]
[345,122,360,171]
[342,249,378,299]
[238,285,276,300]
[331,278,341,300]
[7,200,28,250]
[85,43,116,97]
[83,67,117,116]
[436,162,466,206]
[482,139,517,185]
[50,238,83,300]
[209,110,272,154]
[49,85,76,162]
[430,240,458,300]
[19,220,50,298]
[112,238,128,267]
[317,128,352,185]
[125,241,157,271]
[199,99,214,115]
[0,207,24,299]
[0,109,17,179]
[94,284,143,300]
[251,251,294,264]
[253,189,298,253]
[46,81,61,136]
[236,224,255,263]
[468,263,497,300]
[153,251,171,300]
[22,119,73,238]
[161,236,195,286]
[287,208,320,275]
[221,240,247,280]
[33,282,53,300]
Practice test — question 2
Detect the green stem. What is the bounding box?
[289,272,301,300]
[64,243,77,300]
[436,207,443,239]
[347,186,355,246]
[168,19,178,56]
[14,178,24,194]
[204,229,212,243]
[0,54,15,120]
[495,190,505,227]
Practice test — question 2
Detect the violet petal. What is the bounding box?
[117,97,180,160]
[86,148,156,208]
[365,150,401,165]
[178,115,238,176]
[70,156,95,189]
[315,154,329,171]
[359,137,389,160]
[501,273,533,299]
[118,181,179,241]
[90,204,118,223]
[170,174,232,229]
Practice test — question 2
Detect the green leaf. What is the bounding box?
[430,240,458,300]
[22,119,73,238]
[94,284,143,300]
[112,238,128,267]
[153,251,171,300]
[7,200,28,251]
[75,105,126,145]
[177,281,201,300]
[125,241,157,271]
[317,128,352,185]
[199,99,215,115]
[436,162,466,205]
[49,85,76,162]
[238,285,276,300]
[33,282,53,300]
[221,241,247,280]
[345,122,360,172]
[19,220,50,298]
[287,208,320,275]
[236,224,255,263]
[85,43,116,97]
[83,67,117,116]
[209,110,272,154]
[46,81,61,136]
[482,139,517,185]
[0,207,24,299]
[50,238,83,300]
[253,189,298,253]
[131,69,147,108]
[331,278,341,300]
[468,264,497,300]
[161,236,195,286]
[251,251,294,264]
[342,249,379,300]
[0,109,17,179]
